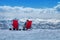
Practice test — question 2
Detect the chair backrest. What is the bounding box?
[25,20,32,29]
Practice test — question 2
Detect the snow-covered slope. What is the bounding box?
[0,18,60,40]
[0,29,60,40]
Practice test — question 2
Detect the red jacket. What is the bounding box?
[25,20,32,29]
[12,20,18,29]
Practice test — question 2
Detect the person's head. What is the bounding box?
[14,18,19,20]
[27,20,29,21]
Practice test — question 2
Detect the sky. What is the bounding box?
[0,0,60,8]
[0,0,60,19]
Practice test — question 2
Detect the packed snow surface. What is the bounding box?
[0,29,60,40]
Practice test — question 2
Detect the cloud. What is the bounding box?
[0,3,60,19]
[58,2,60,4]
[54,3,60,12]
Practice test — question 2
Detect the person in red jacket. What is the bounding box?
[23,20,32,30]
[12,19,19,30]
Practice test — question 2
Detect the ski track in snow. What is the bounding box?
[0,29,60,40]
